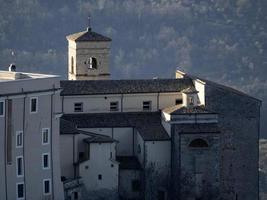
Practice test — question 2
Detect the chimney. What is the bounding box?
[9,64,16,72]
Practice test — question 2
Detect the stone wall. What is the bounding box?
[205,83,261,200]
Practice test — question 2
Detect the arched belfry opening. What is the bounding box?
[89,57,97,69]
[189,138,209,148]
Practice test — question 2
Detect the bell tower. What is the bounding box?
[66,21,111,80]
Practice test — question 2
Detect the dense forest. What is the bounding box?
[0,1,266,132]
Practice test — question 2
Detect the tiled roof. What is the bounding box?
[66,29,111,42]
[62,112,170,141]
[60,78,193,96]
[60,119,80,135]
[176,123,220,134]
[163,105,215,114]
[117,156,142,170]
[182,86,199,94]
[61,119,116,143]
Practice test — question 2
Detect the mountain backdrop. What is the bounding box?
[0,0,266,138]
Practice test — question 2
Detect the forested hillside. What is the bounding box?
[0,0,266,137]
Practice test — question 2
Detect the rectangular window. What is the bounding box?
[16,131,23,148]
[30,97,38,113]
[42,128,50,145]
[17,183,24,199]
[42,153,50,169]
[110,101,119,111]
[98,174,102,180]
[175,99,183,105]
[43,179,51,195]
[132,180,141,191]
[143,101,151,111]
[0,100,4,116]
[74,103,83,112]
[16,156,24,177]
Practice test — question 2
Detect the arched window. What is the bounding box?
[89,57,97,69]
[71,56,74,74]
[189,138,208,148]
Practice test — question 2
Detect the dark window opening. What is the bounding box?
[44,180,50,194]
[61,176,66,182]
[175,99,183,105]
[188,96,194,105]
[17,183,24,198]
[89,57,97,69]
[30,98,37,113]
[132,180,141,192]
[74,191,79,200]
[157,190,166,200]
[17,157,23,176]
[43,154,49,168]
[0,101,4,116]
[110,101,119,111]
[74,103,83,112]
[143,101,151,111]
[189,139,208,148]
[98,174,102,180]
[79,152,85,161]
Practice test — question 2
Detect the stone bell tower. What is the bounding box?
[66,21,111,80]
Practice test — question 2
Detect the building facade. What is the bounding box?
[59,27,261,200]
[0,70,64,200]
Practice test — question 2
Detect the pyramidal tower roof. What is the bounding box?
[66,27,111,42]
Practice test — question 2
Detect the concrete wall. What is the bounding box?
[79,142,119,192]
[0,76,64,200]
[60,135,75,179]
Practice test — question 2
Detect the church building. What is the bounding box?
[59,25,261,200]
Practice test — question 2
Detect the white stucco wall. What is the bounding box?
[145,140,171,173]
[60,135,75,179]
[63,92,183,114]
[79,142,119,191]
[194,79,206,105]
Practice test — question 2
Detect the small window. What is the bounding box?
[89,57,97,69]
[42,153,50,169]
[98,174,102,180]
[74,103,83,112]
[42,128,50,145]
[143,101,152,111]
[0,100,4,116]
[132,180,141,192]
[137,144,141,154]
[74,192,79,200]
[17,183,24,199]
[188,96,194,105]
[157,190,166,200]
[175,99,183,105]
[16,131,23,148]
[16,156,24,177]
[71,56,74,74]
[43,179,51,195]
[189,139,209,148]
[30,97,38,113]
[110,101,119,111]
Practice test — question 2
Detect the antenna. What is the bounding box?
[87,14,91,31]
